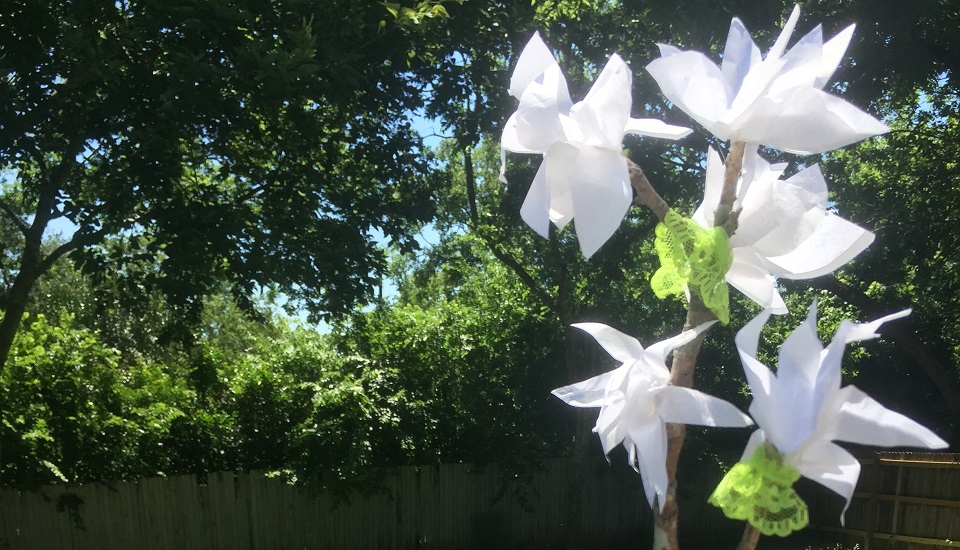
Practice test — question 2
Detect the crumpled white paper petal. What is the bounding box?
[721,18,762,99]
[830,386,948,449]
[551,369,617,408]
[509,33,571,103]
[570,54,633,149]
[647,5,888,153]
[740,429,767,462]
[571,322,647,365]
[765,211,875,279]
[501,113,540,155]
[624,118,693,139]
[691,148,725,228]
[567,146,633,258]
[726,254,785,314]
[774,302,825,452]
[646,49,729,137]
[737,87,891,154]
[815,308,912,408]
[789,438,860,524]
[630,419,669,509]
[644,321,715,362]
[767,5,802,62]
[519,158,552,238]
[815,25,855,88]
[655,385,754,428]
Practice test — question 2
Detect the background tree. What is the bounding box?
[0,0,443,369]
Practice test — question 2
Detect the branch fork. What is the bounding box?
[627,142,747,550]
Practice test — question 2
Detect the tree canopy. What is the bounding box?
[0,0,958,497]
[0,0,443,368]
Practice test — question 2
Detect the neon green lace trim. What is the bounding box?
[708,442,809,537]
[650,209,733,324]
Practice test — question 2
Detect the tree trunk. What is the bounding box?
[0,156,79,372]
[0,239,42,371]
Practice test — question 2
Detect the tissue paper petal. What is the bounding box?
[567,146,632,258]
[656,386,754,427]
[623,118,693,139]
[832,386,949,449]
[572,322,647,365]
[551,370,617,408]
[790,439,860,523]
[630,419,669,509]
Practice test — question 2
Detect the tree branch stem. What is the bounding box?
[737,524,762,550]
[627,157,669,221]
[650,142,746,550]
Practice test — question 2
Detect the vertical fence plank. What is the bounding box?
[864,452,881,550]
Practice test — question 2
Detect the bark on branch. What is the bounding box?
[0,153,81,372]
[627,157,669,221]
[638,142,745,550]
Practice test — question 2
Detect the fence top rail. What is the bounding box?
[876,458,960,468]
[857,452,960,468]
[876,451,960,460]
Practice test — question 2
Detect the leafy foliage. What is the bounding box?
[0,0,957,497]
[1,312,190,485]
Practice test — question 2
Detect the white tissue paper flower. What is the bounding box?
[552,322,753,509]
[736,303,948,523]
[502,32,691,258]
[646,5,888,154]
[693,145,874,313]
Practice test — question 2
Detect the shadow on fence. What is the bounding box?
[0,453,957,549]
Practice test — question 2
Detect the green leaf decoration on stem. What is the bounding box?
[708,441,809,537]
[650,209,733,323]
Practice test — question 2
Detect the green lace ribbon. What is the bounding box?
[708,442,809,537]
[650,209,733,324]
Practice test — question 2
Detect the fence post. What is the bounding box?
[864,452,882,550]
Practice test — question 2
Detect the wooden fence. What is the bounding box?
[0,457,736,550]
[0,453,957,549]
[808,452,960,550]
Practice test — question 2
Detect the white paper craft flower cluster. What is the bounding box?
[692,145,875,313]
[646,5,888,154]
[498,5,949,528]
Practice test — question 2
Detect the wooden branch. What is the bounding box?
[715,141,744,234]
[37,228,108,274]
[737,525,762,550]
[626,157,669,221]
[653,141,746,550]
[481,234,559,315]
